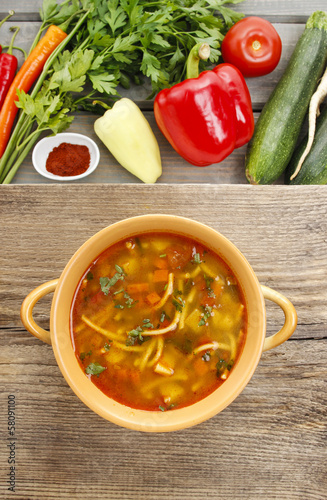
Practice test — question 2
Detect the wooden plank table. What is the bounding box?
[0,0,325,184]
[1,1,327,499]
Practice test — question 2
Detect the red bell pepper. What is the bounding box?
[154,44,254,166]
[212,63,254,148]
[0,26,19,110]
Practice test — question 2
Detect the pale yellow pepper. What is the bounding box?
[94,98,162,183]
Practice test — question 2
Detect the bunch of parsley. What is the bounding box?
[0,0,244,183]
[72,0,244,95]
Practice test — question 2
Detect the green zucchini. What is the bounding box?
[245,11,327,185]
[285,105,327,184]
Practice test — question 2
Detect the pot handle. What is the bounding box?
[261,285,297,352]
[20,279,58,345]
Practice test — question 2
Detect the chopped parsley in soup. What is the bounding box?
[70,232,247,411]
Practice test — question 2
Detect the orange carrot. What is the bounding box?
[212,282,223,297]
[126,283,149,294]
[0,25,67,158]
[146,291,161,305]
[153,269,169,283]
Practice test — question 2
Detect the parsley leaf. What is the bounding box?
[159,403,176,412]
[105,1,128,35]
[160,311,166,323]
[124,291,135,308]
[172,290,185,312]
[88,73,119,94]
[140,51,162,83]
[126,317,155,345]
[204,274,216,298]
[86,362,106,376]
[126,326,144,345]
[80,350,92,361]
[192,253,202,264]
[143,318,154,328]
[198,305,212,326]
[172,298,184,312]
[99,266,126,295]
[41,0,59,21]
[216,359,234,377]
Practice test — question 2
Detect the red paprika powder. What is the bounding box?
[46,142,91,176]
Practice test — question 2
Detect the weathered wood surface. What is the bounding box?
[1,185,326,499]
[2,0,327,21]
[1,0,327,497]
[0,0,325,184]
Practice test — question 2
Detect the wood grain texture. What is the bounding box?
[2,0,327,21]
[0,184,326,499]
[1,335,326,500]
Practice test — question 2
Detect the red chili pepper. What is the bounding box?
[0,27,19,110]
[154,44,254,167]
[212,63,254,148]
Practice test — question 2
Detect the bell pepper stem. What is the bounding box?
[186,42,210,79]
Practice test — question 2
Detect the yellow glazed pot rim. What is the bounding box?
[49,214,267,432]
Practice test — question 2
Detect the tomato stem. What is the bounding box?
[252,40,261,51]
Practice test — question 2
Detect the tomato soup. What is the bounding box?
[70,232,247,411]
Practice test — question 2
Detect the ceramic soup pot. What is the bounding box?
[20,215,297,432]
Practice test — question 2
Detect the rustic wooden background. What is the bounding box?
[1,0,327,499]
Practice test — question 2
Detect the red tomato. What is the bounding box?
[221,17,282,77]
[166,245,192,269]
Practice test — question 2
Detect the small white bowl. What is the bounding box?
[32,133,100,181]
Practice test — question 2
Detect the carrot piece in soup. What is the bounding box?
[146,291,161,305]
[154,256,168,269]
[213,282,224,296]
[126,283,149,294]
[153,269,169,283]
[200,293,216,307]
